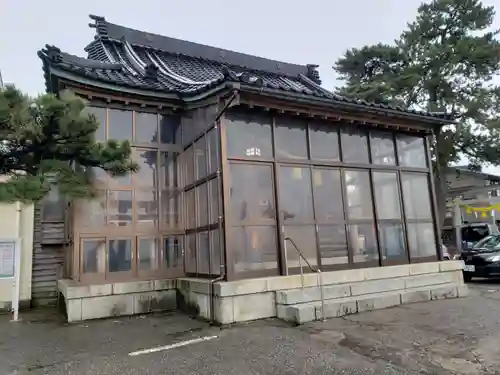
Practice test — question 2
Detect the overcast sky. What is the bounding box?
[2,0,500,172]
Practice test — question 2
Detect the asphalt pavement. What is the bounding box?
[2,280,500,375]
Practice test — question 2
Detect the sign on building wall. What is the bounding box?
[0,240,16,278]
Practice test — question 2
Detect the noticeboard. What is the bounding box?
[0,240,16,278]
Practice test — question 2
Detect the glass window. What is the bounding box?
[232,226,278,273]
[164,236,182,268]
[348,223,378,263]
[209,178,219,224]
[197,231,210,274]
[309,122,340,161]
[318,225,348,266]
[107,191,132,226]
[108,239,132,272]
[160,114,180,144]
[108,108,132,141]
[230,164,275,222]
[133,148,158,189]
[136,191,158,225]
[185,189,195,229]
[378,223,405,260]
[82,239,105,274]
[312,168,344,223]
[397,135,427,167]
[226,112,273,158]
[80,194,106,228]
[210,229,223,275]
[344,170,374,220]
[185,146,194,186]
[402,174,432,220]
[284,225,318,267]
[138,237,159,271]
[86,107,106,142]
[135,112,158,144]
[42,186,65,221]
[373,172,401,219]
[275,117,308,160]
[207,129,218,174]
[196,183,208,227]
[341,129,369,164]
[371,132,395,165]
[194,137,207,180]
[160,152,179,189]
[161,190,180,227]
[181,113,194,146]
[186,233,196,273]
[407,223,437,258]
[279,167,313,223]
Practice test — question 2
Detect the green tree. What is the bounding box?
[334,0,500,225]
[0,85,137,202]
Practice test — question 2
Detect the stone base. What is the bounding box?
[0,300,31,313]
[58,279,177,322]
[57,261,468,324]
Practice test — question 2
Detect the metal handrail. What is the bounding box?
[284,236,326,322]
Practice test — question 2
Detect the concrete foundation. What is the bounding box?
[58,261,467,324]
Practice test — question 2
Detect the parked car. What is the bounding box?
[460,234,500,282]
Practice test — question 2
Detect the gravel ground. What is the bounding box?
[1,281,499,375]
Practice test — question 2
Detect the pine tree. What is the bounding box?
[334,0,500,225]
[0,85,137,202]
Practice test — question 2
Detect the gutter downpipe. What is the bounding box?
[12,201,22,322]
[209,89,239,324]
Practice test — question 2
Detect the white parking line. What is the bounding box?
[128,335,219,356]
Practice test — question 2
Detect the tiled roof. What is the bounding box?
[38,15,451,121]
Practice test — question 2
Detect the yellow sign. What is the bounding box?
[456,201,500,214]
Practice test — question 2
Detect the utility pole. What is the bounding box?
[0,69,4,89]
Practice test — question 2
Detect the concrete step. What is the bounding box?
[276,271,460,306]
[276,283,468,324]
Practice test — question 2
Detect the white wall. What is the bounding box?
[0,203,34,308]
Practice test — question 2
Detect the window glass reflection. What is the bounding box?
[42,186,65,221]
[348,224,378,263]
[284,225,318,267]
[108,109,132,141]
[185,146,194,186]
[186,233,196,273]
[194,137,207,180]
[229,164,275,222]
[136,191,158,225]
[318,225,348,266]
[344,170,374,220]
[108,239,132,272]
[160,114,180,144]
[185,189,195,229]
[226,112,273,158]
[279,167,313,223]
[312,168,344,223]
[133,148,158,188]
[373,172,401,219]
[80,194,106,228]
[378,223,405,260]
[232,226,278,273]
[275,117,308,160]
[341,129,369,163]
[197,231,210,274]
[160,190,180,227]
[207,129,218,174]
[209,178,219,224]
[138,237,159,271]
[160,152,179,189]
[397,135,427,167]
[196,183,208,227]
[86,107,106,142]
[82,239,105,274]
[371,132,395,165]
[135,112,158,144]
[407,223,437,258]
[107,191,132,226]
[309,122,340,161]
[164,236,182,268]
[402,174,432,219]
